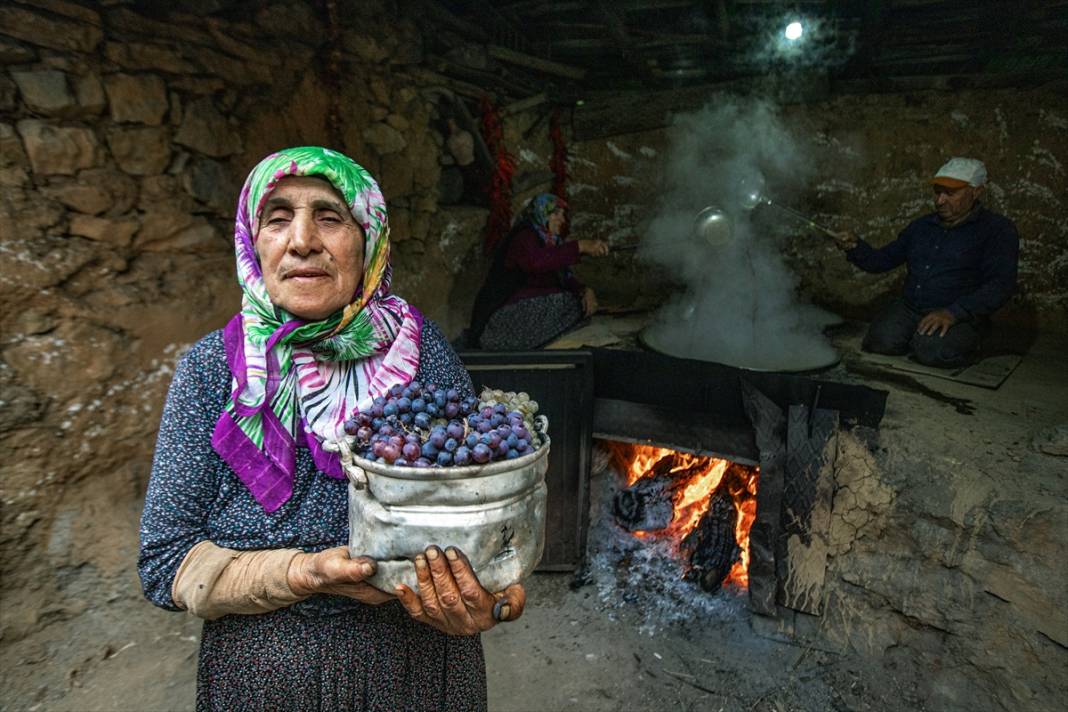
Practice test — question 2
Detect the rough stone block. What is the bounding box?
[68,214,140,246]
[41,169,138,216]
[136,214,221,253]
[0,75,17,113]
[0,6,102,53]
[173,98,242,157]
[380,152,414,198]
[363,122,406,155]
[0,36,37,64]
[73,73,106,116]
[10,70,75,116]
[17,120,99,175]
[104,73,168,125]
[105,126,171,175]
[104,41,197,74]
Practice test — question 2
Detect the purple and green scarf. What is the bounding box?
[212,147,422,512]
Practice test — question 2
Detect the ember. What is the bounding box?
[606,442,759,590]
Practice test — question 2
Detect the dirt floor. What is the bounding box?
[1,324,1065,712]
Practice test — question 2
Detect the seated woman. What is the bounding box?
[470,194,609,350]
[138,146,525,711]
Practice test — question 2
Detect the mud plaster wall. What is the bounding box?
[0,0,491,642]
[549,88,1068,333]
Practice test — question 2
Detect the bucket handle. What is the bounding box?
[323,438,368,489]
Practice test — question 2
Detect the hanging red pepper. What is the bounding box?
[479,96,516,255]
[549,107,569,238]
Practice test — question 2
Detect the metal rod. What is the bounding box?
[765,201,839,238]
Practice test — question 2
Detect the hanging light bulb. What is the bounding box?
[784,21,804,41]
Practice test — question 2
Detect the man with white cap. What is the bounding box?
[834,157,1019,368]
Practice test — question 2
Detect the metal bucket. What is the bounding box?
[335,431,550,593]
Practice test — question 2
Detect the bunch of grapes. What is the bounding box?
[342,381,545,468]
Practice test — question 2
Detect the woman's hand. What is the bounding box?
[578,239,609,257]
[581,287,598,317]
[394,546,527,636]
[287,546,394,604]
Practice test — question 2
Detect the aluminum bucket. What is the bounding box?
[335,430,550,593]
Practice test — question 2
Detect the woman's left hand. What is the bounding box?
[582,287,598,317]
[394,546,526,636]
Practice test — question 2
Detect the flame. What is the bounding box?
[605,441,760,589]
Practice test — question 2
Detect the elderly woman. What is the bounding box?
[469,194,609,350]
[138,147,525,711]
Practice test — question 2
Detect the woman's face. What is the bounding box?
[547,208,565,236]
[255,176,364,321]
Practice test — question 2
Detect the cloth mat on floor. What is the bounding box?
[860,351,1023,389]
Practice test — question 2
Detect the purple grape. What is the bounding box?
[399,412,413,426]
[444,437,458,453]
[381,444,400,463]
[372,440,387,458]
[421,442,438,460]
[402,442,421,461]
[370,403,385,418]
[436,450,453,466]
[413,457,432,468]
[479,432,493,446]
[425,403,439,417]
[446,388,460,402]
[343,417,359,435]
[444,402,460,419]
[472,443,492,464]
[401,387,412,400]
[490,414,504,427]
[494,403,507,415]
[411,397,426,413]
[476,419,493,434]
[446,421,465,440]
[413,412,431,430]
[466,413,479,426]
[453,446,471,466]
[389,384,404,398]
[429,431,446,449]
[389,435,405,450]
[514,426,529,441]
[394,458,408,466]
[379,424,395,437]
[425,383,438,394]
[371,417,385,430]
[405,433,420,445]
[506,433,518,448]
[357,412,373,427]
[496,442,509,458]
[480,406,494,419]
[496,424,512,438]
[434,392,447,408]
[487,433,502,450]
[396,397,411,414]
[383,403,398,417]
[465,433,479,448]
[409,380,422,395]
[506,448,519,460]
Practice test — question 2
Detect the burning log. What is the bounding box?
[612,455,692,531]
[679,492,740,592]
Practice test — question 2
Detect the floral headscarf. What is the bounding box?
[517,193,567,245]
[212,147,422,512]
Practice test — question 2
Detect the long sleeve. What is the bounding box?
[505,229,581,275]
[847,228,912,274]
[947,218,1019,320]
[138,341,225,610]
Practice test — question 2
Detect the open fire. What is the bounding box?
[605,442,759,591]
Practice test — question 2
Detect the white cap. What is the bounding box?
[930,157,987,188]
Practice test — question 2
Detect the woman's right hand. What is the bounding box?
[287,546,394,605]
[578,239,609,257]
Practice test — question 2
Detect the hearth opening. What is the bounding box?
[605,441,760,593]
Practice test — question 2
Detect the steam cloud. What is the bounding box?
[641,99,839,371]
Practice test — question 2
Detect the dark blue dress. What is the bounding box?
[138,321,486,712]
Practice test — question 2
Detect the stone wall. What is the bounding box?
[555,87,1068,333]
[0,0,487,641]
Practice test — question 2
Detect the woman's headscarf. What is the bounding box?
[211,146,422,512]
[516,193,567,246]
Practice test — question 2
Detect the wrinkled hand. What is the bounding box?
[578,239,610,257]
[917,309,956,337]
[831,230,858,251]
[287,546,393,604]
[581,287,598,317]
[394,546,527,636]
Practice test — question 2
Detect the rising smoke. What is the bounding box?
[641,99,839,371]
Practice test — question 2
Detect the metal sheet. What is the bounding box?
[638,326,841,374]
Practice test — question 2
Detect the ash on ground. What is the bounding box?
[580,462,749,635]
